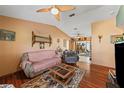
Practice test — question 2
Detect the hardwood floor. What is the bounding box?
[0,70,30,88]
[78,62,110,88]
[0,62,111,88]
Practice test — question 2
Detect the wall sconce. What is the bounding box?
[98,35,103,43]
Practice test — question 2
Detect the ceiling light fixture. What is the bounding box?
[37,5,76,21]
[50,7,59,15]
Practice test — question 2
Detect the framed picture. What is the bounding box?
[111,35,124,44]
[63,39,67,47]
[0,29,16,41]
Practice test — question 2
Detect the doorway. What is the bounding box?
[76,37,91,63]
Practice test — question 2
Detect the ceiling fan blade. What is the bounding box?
[56,5,76,12]
[36,7,51,12]
[54,12,60,21]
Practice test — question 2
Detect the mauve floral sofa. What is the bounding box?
[20,50,61,78]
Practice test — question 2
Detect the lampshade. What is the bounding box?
[50,7,59,15]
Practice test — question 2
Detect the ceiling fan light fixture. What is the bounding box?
[50,7,59,15]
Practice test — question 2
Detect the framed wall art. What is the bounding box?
[63,39,67,48]
[0,29,16,41]
[111,34,124,44]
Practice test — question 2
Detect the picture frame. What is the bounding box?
[0,29,16,41]
[63,39,67,47]
[111,34,124,44]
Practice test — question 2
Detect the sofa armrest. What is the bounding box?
[20,60,34,78]
[24,62,34,78]
[20,53,30,69]
[20,61,32,70]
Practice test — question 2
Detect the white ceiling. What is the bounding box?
[0,5,120,37]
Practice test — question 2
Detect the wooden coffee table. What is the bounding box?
[49,63,76,86]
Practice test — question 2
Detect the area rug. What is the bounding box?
[20,68,86,88]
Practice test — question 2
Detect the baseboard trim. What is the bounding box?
[91,63,115,69]
[0,70,23,79]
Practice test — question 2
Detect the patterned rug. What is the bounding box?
[21,68,86,88]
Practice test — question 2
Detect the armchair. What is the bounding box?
[62,50,79,64]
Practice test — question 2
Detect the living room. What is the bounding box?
[0,5,124,89]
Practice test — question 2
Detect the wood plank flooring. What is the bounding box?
[0,70,30,87]
[0,62,111,88]
[78,62,111,88]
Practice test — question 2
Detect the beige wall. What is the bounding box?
[0,16,70,76]
[92,17,124,68]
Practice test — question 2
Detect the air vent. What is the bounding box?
[69,13,75,17]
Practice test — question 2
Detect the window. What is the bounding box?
[63,39,67,48]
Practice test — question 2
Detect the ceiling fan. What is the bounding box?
[75,33,81,38]
[72,31,82,39]
[36,5,76,21]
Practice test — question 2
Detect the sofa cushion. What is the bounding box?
[28,50,57,62]
[32,57,61,72]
